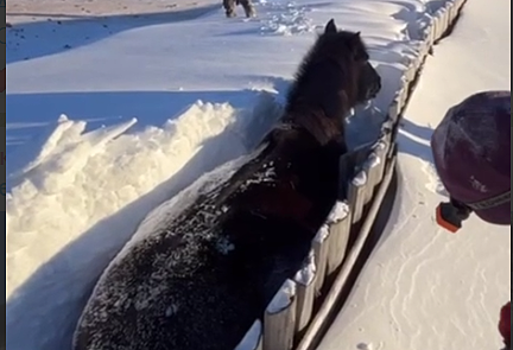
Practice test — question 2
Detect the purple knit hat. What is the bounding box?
[431,90,511,225]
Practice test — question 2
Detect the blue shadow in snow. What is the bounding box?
[396,117,435,164]
[400,117,434,141]
[6,89,275,180]
[6,5,220,64]
[7,89,258,136]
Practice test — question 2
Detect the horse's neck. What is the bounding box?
[284,63,354,146]
[303,58,356,106]
[281,109,343,147]
[228,126,333,190]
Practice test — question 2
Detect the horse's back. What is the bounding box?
[74,220,262,350]
[73,142,316,350]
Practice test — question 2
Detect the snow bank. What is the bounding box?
[6,93,281,350]
[7,98,271,297]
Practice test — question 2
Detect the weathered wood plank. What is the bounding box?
[293,250,317,335]
[312,225,330,295]
[348,170,367,224]
[326,201,352,275]
[263,279,297,350]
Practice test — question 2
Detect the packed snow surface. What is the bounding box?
[317,0,511,349]
[7,0,462,349]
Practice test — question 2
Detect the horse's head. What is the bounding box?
[321,19,381,105]
[281,19,383,149]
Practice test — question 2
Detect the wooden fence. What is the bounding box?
[233,0,468,349]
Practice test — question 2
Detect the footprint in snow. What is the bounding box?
[357,343,373,350]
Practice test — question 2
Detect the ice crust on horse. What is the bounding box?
[72,19,381,350]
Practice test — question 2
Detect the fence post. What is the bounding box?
[348,170,367,224]
[325,201,352,276]
[263,279,297,350]
[312,225,330,295]
[362,153,381,205]
[293,250,317,335]
[373,140,388,186]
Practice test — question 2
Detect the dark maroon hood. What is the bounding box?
[431,90,511,225]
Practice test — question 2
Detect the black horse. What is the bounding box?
[72,19,381,350]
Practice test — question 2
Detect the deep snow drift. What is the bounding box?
[7,0,460,349]
[317,0,511,349]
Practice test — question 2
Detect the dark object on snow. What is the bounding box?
[435,197,472,233]
[72,19,381,350]
[431,90,511,230]
[224,0,256,18]
[499,302,511,349]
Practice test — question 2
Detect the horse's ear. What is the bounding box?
[349,31,363,50]
[349,31,367,60]
[351,31,361,42]
[325,19,337,34]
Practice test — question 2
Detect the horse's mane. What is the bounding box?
[277,26,369,147]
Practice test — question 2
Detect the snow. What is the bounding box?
[8,115,138,191]
[365,152,381,169]
[5,0,482,349]
[234,320,263,350]
[317,0,511,349]
[314,225,330,244]
[267,279,297,314]
[327,201,350,223]
[6,95,278,350]
[352,170,368,187]
[294,250,317,286]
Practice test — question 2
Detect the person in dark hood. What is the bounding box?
[430,90,511,349]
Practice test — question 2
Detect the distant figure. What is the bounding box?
[223,0,256,18]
